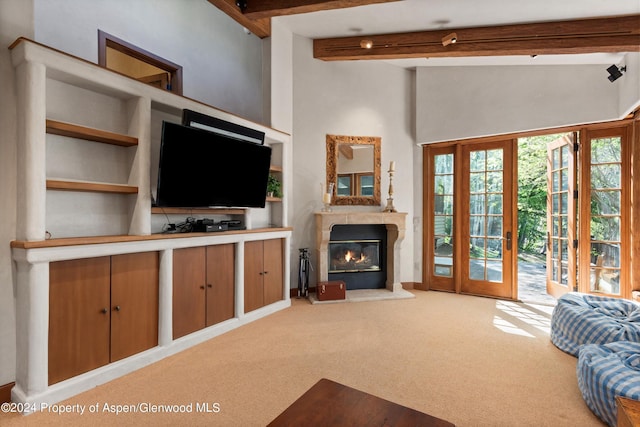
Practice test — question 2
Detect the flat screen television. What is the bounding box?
[155,121,272,208]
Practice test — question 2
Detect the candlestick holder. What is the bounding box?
[383,169,397,213]
[322,183,334,212]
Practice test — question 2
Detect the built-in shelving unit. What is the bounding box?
[9,37,292,412]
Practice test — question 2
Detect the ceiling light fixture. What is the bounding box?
[360,39,373,49]
[606,64,626,82]
[442,32,457,47]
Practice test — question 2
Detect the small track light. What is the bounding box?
[442,32,457,47]
[606,64,626,82]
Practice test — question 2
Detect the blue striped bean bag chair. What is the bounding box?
[577,341,640,427]
[550,292,640,356]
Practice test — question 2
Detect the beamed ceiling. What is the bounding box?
[208,1,640,64]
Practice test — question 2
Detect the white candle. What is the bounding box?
[323,193,331,204]
[389,161,395,172]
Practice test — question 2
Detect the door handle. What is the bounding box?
[505,231,512,251]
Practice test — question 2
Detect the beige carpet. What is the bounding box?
[0,290,604,426]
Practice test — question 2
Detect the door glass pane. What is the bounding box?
[468,148,504,283]
[561,145,569,167]
[589,136,622,295]
[470,151,485,171]
[470,195,485,214]
[487,217,502,237]
[487,195,502,214]
[470,216,485,236]
[433,153,454,278]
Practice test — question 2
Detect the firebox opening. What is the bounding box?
[329,240,381,273]
[328,224,387,290]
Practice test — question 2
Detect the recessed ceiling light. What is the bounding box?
[360,39,373,49]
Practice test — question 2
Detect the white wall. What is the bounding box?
[289,34,418,286]
[416,64,623,144]
[33,0,265,123]
[619,52,640,116]
[0,0,34,387]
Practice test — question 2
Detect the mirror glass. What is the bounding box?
[326,135,381,205]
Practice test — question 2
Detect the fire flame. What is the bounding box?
[344,251,367,264]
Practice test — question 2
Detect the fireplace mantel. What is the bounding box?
[315,212,407,291]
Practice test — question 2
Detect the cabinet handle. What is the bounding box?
[264,271,269,275]
[200,285,205,289]
[259,272,263,275]
[101,308,108,314]
[207,284,213,288]
[114,305,121,311]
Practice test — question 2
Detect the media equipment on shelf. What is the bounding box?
[156,121,272,208]
[193,219,228,232]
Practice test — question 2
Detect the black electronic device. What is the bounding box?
[156,121,272,208]
[220,219,245,230]
[182,109,265,145]
[193,219,228,233]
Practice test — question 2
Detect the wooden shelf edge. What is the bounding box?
[46,119,138,147]
[10,227,294,249]
[269,165,283,173]
[266,196,283,203]
[151,207,246,215]
[47,179,138,194]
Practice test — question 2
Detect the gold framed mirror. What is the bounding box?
[326,134,381,206]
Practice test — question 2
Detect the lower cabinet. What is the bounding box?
[244,239,284,313]
[172,244,235,340]
[48,252,159,385]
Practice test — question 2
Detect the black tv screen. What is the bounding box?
[156,121,272,208]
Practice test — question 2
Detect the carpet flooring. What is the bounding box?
[0,290,603,426]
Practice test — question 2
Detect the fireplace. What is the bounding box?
[315,212,407,292]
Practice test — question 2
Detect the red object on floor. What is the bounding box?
[317,281,346,301]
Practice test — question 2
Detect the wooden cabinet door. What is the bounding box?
[49,257,111,385]
[110,252,159,362]
[244,240,265,313]
[172,247,206,339]
[263,239,284,306]
[206,244,235,326]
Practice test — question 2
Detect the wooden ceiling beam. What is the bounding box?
[314,15,640,60]
[209,0,399,38]
[207,0,271,38]
[239,0,400,20]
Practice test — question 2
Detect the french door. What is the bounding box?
[546,134,577,298]
[545,126,631,298]
[460,141,515,298]
[578,126,631,297]
[424,140,516,299]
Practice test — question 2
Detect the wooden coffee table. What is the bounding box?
[268,378,455,426]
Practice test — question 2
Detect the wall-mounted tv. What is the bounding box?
[155,121,272,208]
